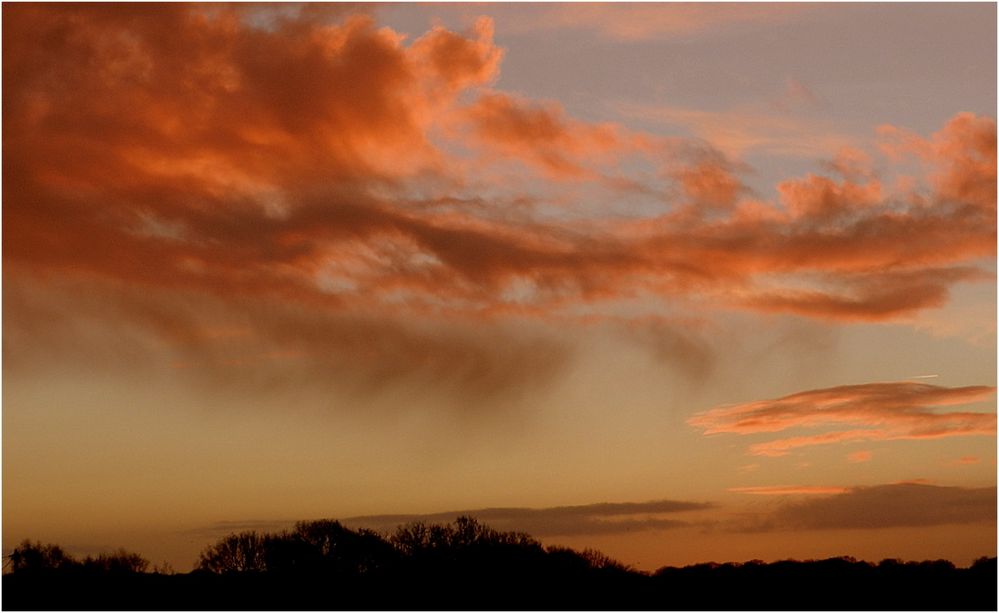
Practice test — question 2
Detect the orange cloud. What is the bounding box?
[744,268,987,322]
[464,91,630,179]
[688,382,996,457]
[3,3,995,392]
[846,450,872,463]
[951,456,981,466]
[670,154,746,212]
[777,173,882,219]
[879,112,996,211]
[411,16,503,98]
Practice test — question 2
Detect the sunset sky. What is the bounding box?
[3,2,996,572]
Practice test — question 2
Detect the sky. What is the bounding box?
[2,2,996,572]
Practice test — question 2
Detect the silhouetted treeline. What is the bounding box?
[3,516,996,610]
[6,540,151,574]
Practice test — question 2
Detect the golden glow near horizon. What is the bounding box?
[3,3,996,572]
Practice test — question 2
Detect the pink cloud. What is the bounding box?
[689,382,996,457]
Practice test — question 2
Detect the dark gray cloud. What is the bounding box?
[191,484,996,543]
[191,499,713,541]
[341,499,713,536]
[738,483,996,532]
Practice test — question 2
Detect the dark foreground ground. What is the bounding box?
[4,556,997,610]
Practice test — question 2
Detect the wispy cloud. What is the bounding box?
[949,456,982,466]
[617,102,854,157]
[729,485,850,496]
[500,3,813,41]
[771,77,821,112]
[689,382,996,456]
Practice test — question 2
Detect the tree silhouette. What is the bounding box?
[197,531,267,573]
[264,519,399,575]
[8,540,75,573]
[7,540,150,575]
[81,549,150,574]
[579,547,631,572]
[391,515,539,556]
